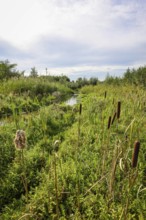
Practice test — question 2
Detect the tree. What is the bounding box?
[89,77,98,85]
[123,66,146,87]
[30,67,38,77]
[0,60,21,80]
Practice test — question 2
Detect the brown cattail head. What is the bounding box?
[104,91,107,98]
[132,141,140,168]
[108,116,111,129]
[79,103,82,115]
[117,101,121,119]
[14,130,26,150]
[111,112,117,125]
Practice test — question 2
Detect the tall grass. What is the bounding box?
[0,83,145,219]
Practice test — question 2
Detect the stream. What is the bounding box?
[0,95,79,127]
[65,95,78,106]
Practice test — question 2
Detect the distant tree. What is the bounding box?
[61,75,70,82]
[105,74,122,85]
[30,67,38,77]
[123,66,146,87]
[89,77,98,85]
[123,68,133,82]
[105,74,115,84]
[76,77,89,88]
[0,60,22,80]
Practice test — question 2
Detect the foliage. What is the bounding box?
[0,80,146,219]
[30,67,38,77]
[105,74,122,85]
[123,66,146,87]
[0,60,24,80]
[104,66,146,87]
[0,76,74,119]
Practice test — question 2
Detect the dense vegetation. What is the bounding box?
[0,60,146,219]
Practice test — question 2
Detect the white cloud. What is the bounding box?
[0,0,146,79]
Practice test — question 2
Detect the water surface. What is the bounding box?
[65,95,78,106]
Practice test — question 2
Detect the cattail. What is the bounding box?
[14,130,26,150]
[132,141,140,168]
[111,112,117,125]
[104,91,107,98]
[79,103,82,115]
[108,116,111,129]
[117,101,121,119]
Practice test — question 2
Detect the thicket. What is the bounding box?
[123,66,146,87]
[105,66,146,88]
[0,60,24,80]
[0,76,74,119]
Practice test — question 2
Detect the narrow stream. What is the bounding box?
[65,95,78,106]
[0,95,79,126]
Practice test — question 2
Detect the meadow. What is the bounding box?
[0,74,146,219]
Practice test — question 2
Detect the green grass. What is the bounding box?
[0,82,146,219]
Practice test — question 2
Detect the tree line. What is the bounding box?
[0,59,146,87]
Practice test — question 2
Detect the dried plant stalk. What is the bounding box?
[132,141,140,168]
[111,112,117,125]
[14,130,28,201]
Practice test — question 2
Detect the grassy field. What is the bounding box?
[0,79,146,219]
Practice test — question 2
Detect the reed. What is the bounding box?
[109,146,121,196]
[111,112,117,125]
[76,103,83,212]
[122,141,140,219]
[54,152,59,219]
[14,130,28,201]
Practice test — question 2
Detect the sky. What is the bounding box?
[0,0,146,80]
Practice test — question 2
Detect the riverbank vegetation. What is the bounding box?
[0,60,146,219]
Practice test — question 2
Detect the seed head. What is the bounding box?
[117,101,121,119]
[79,103,82,115]
[108,116,111,129]
[14,130,26,150]
[132,141,140,168]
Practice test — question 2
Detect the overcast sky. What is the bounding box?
[0,0,146,80]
